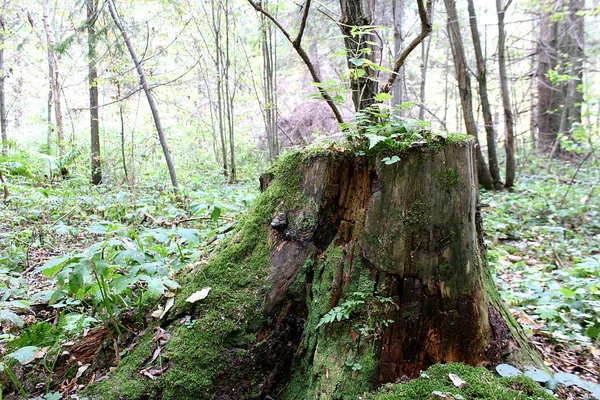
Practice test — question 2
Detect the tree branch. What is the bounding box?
[247,0,344,124]
[293,0,312,46]
[382,0,433,94]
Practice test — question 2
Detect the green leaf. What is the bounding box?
[560,288,576,297]
[585,325,600,339]
[375,93,393,102]
[211,206,222,223]
[495,364,522,377]
[0,310,23,327]
[6,346,39,364]
[38,254,72,278]
[524,366,552,383]
[365,134,387,150]
[147,278,165,297]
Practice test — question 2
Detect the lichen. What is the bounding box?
[435,168,460,191]
[367,363,554,400]
[402,199,431,232]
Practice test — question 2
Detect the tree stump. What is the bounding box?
[88,139,542,400]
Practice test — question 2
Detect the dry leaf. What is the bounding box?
[185,287,211,303]
[449,373,467,388]
[507,255,522,263]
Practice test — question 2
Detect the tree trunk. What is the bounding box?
[418,2,433,121]
[106,0,179,190]
[536,0,557,152]
[88,141,542,400]
[42,0,65,157]
[536,0,584,153]
[88,0,101,185]
[392,0,404,114]
[496,0,516,188]
[467,0,502,188]
[444,0,494,190]
[0,16,7,157]
[340,0,378,111]
[261,0,279,163]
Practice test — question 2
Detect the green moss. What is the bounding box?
[86,150,314,400]
[368,363,554,400]
[446,133,471,145]
[435,168,460,191]
[86,330,159,399]
[282,245,382,399]
[402,200,431,232]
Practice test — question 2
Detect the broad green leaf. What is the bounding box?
[6,346,38,364]
[38,254,72,278]
[0,310,23,327]
[211,206,222,223]
[524,366,552,382]
[147,278,165,297]
[374,93,393,102]
[495,364,522,377]
[560,288,576,297]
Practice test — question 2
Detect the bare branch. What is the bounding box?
[247,0,291,41]
[293,0,312,46]
[382,0,433,94]
[247,0,344,124]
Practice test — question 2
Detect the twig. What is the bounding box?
[381,0,433,94]
[247,0,344,124]
[559,151,594,206]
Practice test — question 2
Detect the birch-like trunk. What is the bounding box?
[106,0,179,189]
[42,0,64,156]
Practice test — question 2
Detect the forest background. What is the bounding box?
[0,0,599,398]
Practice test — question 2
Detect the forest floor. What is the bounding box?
[0,155,598,399]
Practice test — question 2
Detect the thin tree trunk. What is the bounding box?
[418,3,433,121]
[42,0,64,157]
[0,16,7,157]
[261,0,278,162]
[392,0,404,114]
[106,0,179,189]
[467,0,502,187]
[225,0,235,182]
[116,81,128,181]
[496,0,516,188]
[88,0,101,185]
[213,0,228,178]
[444,0,494,190]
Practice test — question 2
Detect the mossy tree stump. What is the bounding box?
[87,139,541,400]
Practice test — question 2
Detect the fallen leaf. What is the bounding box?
[507,255,522,263]
[185,287,211,303]
[449,373,468,388]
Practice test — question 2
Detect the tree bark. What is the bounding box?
[88,0,101,185]
[0,16,7,157]
[444,0,494,190]
[260,0,279,163]
[42,0,65,157]
[496,0,516,188]
[392,0,404,113]
[339,0,378,111]
[467,0,502,187]
[88,142,542,400]
[418,2,433,121]
[106,0,179,190]
[536,0,584,153]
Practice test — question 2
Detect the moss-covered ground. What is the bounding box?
[368,363,554,400]
[85,151,311,400]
